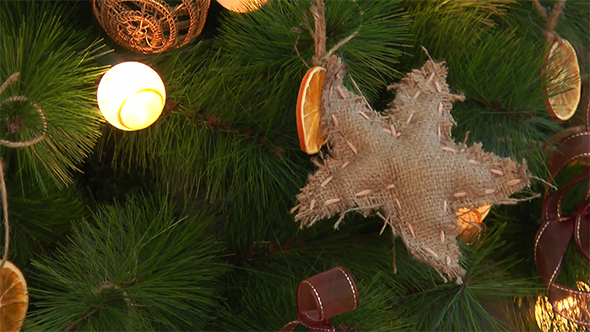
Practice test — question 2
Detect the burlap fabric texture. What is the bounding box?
[293,56,531,283]
[92,0,210,54]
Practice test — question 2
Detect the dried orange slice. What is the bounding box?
[543,39,581,121]
[0,261,28,332]
[297,66,326,154]
[456,204,491,243]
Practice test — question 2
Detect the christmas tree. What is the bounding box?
[1,0,588,330]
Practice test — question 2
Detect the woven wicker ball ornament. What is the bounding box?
[92,0,210,54]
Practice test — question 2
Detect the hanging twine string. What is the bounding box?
[298,0,359,68]
[0,160,9,271]
[0,95,47,147]
[308,0,326,67]
[533,0,566,43]
[0,72,48,270]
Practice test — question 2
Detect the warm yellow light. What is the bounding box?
[456,204,491,243]
[535,295,580,331]
[216,0,267,13]
[534,282,589,332]
[97,62,166,131]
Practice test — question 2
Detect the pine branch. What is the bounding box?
[216,0,412,102]
[91,1,410,254]
[5,174,87,269]
[217,220,541,331]
[496,0,589,77]
[217,226,408,331]
[99,113,309,251]
[407,1,565,177]
[91,44,315,251]
[0,1,109,192]
[405,0,514,69]
[393,224,540,331]
[26,193,227,331]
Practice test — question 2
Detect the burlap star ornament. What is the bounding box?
[292,55,532,283]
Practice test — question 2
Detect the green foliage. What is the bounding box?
[5,175,87,268]
[450,30,544,109]
[79,129,153,205]
[447,31,559,177]
[404,0,515,68]
[217,227,406,331]
[0,1,107,192]
[405,0,563,176]
[218,220,541,331]
[394,224,540,331]
[560,0,590,78]
[504,0,590,76]
[216,0,412,102]
[27,193,227,331]
[496,0,590,128]
[5,0,589,330]
[102,112,308,251]
[97,0,412,253]
[98,45,310,251]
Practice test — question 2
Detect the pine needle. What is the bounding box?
[27,192,227,331]
[0,1,109,191]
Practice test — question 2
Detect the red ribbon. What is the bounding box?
[534,107,590,327]
[280,267,359,332]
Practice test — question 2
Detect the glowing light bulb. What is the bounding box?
[216,0,267,13]
[97,62,166,131]
[535,281,589,332]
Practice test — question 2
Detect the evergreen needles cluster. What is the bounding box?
[219,220,538,331]
[27,193,227,331]
[1,0,588,330]
[0,1,108,192]
[5,181,87,268]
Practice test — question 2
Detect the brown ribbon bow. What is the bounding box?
[280,267,359,332]
[534,105,590,327]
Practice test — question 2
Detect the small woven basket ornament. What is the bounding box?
[92,0,210,54]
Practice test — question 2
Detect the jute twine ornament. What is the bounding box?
[292,0,534,283]
[92,0,210,54]
[533,0,565,44]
